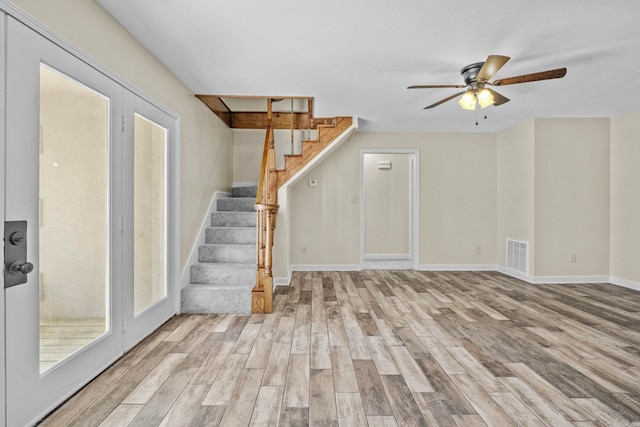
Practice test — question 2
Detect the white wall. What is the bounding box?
[10,0,233,272]
[610,111,640,284]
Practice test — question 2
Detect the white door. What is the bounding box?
[4,17,177,426]
[122,91,178,350]
[4,17,125,426]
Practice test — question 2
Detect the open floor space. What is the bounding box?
[41,270,640,426]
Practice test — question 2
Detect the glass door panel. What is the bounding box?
[122,91,177,350]
[133,113,167,315]
[38,64,111,373]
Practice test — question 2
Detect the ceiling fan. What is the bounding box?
[408,55,567,110]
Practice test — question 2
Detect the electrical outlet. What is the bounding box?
[308,179,317,187]
[570,253,577,263]
[351,196,359,204]
[301,247,307,255]
[476,246,482,254]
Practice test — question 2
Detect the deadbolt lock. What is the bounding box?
[4,221,34,288]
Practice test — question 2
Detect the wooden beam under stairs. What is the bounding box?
[276,116,352,188]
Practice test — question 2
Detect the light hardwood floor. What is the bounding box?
[40,271,640,426]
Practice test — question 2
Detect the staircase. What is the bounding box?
[181,186,257,314]
[190,94,357,314]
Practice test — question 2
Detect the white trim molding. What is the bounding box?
[531,275,610,284]
[274,271,293,287]
[495,265,535,282]
[291,264,363,272]
[274,263,640,294]
[421,264,498,272]
[610,276,640,292]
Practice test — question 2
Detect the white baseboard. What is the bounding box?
[420,264,498,272]
[274,270,292,287]
[274,263,640,294]
[291,264,362,272]
[610,276,640,292]
[495,265,534,282]
[532,275,610,284]
[363,254,410,260]
[180,190,231,288]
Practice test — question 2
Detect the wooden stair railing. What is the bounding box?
[252,106,352,313]
[253,100,279,313]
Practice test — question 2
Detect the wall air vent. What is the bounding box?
[506,239,529,274]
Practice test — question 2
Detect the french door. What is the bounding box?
[4,17,177,426]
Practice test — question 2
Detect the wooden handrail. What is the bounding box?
[253,99,279,313]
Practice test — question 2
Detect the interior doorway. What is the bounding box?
[360,150,419,269]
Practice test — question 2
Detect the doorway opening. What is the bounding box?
[360,150,419,269]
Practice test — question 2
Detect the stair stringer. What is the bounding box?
[278,117,358,190]
[270,117,359,285]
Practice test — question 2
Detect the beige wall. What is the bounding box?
[289,131,498,267]
[11,0,233,272]
[232,130,262,184]
[534,118,610,277]
[232,129,310,184]
[232,116,638,285]
[496,120,536,272]
[233,116,636,285]
[610,111,640,283]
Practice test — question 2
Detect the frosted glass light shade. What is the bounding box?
[477,88,495,108]
[458,90,476,110]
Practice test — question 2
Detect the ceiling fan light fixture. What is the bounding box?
[477,88,494,108]
[458,90,476,110]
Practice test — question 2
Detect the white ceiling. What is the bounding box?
[97,0,640,133]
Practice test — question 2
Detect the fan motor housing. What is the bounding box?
[461,62,484,85]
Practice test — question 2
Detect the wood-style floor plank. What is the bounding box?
[39,270,640,426]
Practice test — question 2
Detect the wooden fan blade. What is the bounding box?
[424,91,466,109]
[477,55,510,82]
[408,84,466,89]
[492,67,567,86]
[486,88,510,106]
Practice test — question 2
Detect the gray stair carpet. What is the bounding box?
[181,186,257,314]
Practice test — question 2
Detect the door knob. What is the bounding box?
[9,261,34,275]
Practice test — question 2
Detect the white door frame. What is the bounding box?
[360,149,420,269]
[0,10,7,425]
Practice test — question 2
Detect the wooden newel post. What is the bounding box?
[253,203,278,313]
